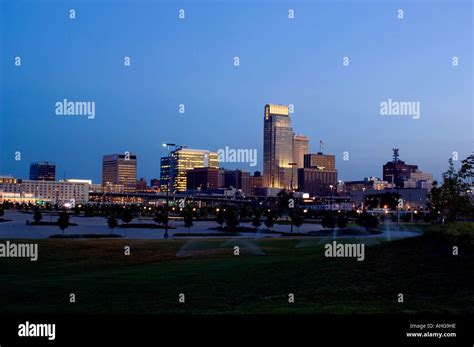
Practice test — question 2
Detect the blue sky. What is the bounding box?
[1,0,472,183]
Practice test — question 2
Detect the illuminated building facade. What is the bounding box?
[0,179,89,204]
[263,104,294,189]
[298,153,338,196]
[161,148,219,192]
[292,134,309,168]
[292,134,309,189]
[102,154,137,193]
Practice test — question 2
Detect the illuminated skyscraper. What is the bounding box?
[161,148,219,192]
[298,152,337,196]
[292,134,309,189]
[102,154,137,193]
[292,134,309,168]
[263,104,293,189]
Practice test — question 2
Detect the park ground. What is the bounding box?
[0,230,472,314]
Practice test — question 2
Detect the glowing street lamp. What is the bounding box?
[162,143,178,239]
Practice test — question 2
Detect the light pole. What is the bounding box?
[329,184,334,211]
[162,143,177,239]
[288,163,298,233]
[288,163,298,192]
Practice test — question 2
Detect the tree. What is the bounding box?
[321,212,336,229]
[365,214,379,230]
[364,192,400,210]
[252,216,261,230]
[291,212,304,232]
[240,206,251,220]
[336,214,348,229]
[121,209,133,225]
[183,208,193,232]
[356,213,379,230]
[251,208,262,230]
[216,210,225,228]
[264,215,275,230]
[33,209,42,223]
[277,189,294,219]
[427,156,474,222]
[107,215,118,235]
[199,208,208,220]
[224,208,239,232]
[154,211,168,226]
[57,210,69,235]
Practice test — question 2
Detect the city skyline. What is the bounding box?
[1,1,472,184]
[0,110,445,186]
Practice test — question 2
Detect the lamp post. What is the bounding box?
[288,163,298,192]
[329,184,334,211]
[162,143,177,239]
[287,162,298,233]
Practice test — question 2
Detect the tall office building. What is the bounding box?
[29,162,56,181]
[161,148,219,192]
[292,134,309,168]
[263,104,294,189]
[159,156,174,192]
[102,154,137,193]
[292,134,309,189]
[304,153,336,171]
[298,153,337,196]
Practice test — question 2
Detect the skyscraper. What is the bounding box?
[304,153,336,171]
[292,134,309,168]
[102,154,137,193]
[161,148,219,192]
[298,153,338,196]
[29,162,56,181]
[292,134,309,189]
[263,104,294,189]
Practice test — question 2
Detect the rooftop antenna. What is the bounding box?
[392,148,399,163]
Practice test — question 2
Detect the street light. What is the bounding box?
[288,163,298,192]
[329,184,334,210]
[288,162,298,233]
[162,143,178,239]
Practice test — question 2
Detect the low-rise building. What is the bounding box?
[0,179,90,204]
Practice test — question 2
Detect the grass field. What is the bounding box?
[0,234,472,314]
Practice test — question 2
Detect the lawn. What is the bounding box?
[0,234,472,314]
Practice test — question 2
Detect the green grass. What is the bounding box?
[0,234,472,314]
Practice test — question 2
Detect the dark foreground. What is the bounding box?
[0,235,472,314]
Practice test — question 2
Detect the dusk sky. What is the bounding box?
[1,0,472,183]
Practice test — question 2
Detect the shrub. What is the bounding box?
[424,222,474,244]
